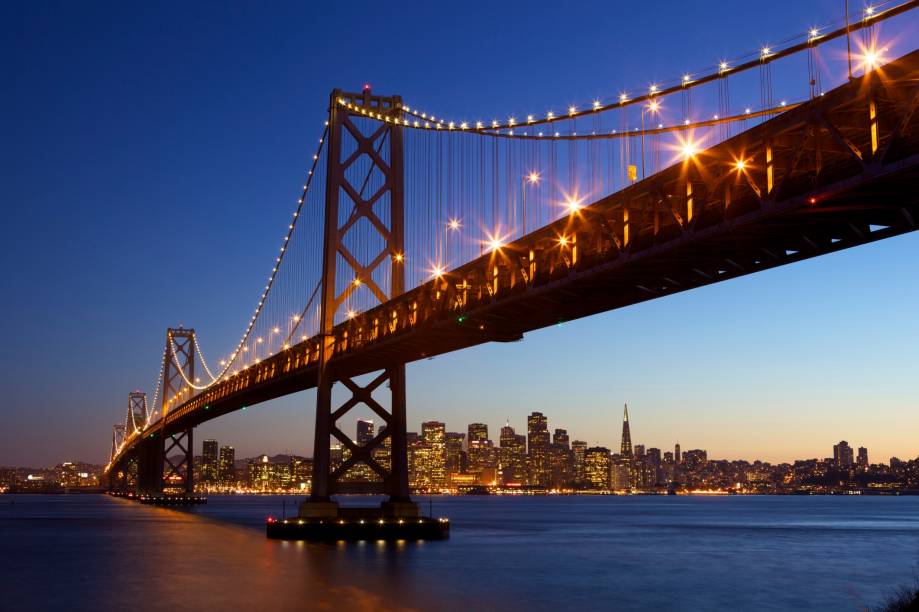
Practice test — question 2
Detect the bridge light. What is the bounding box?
[680,141,698,160]
[486,235,505,252]
[619,93,628,103]
[734,159,747,171]
[592,100,601,110]
[558,235,569,246]
[719,61,729,72]
[760,46,771,58]
[568,105,576,115]
[448,218,461,230]
[526,171,540,185]
[292,315,300,322]
[682,74,691,83]
[352,277,361,287]
[865,5,874,16]
[809,28,820,40]
[257,337,263,343]
[430,265,445,278]
[859,47,884,71]
[393,252,404,262]
[272,326,280,334]
[547,111,554,120]
[564,196,584,214]
[647,100,660,113]
[649,84,658,94]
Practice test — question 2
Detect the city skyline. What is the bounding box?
[4,1,919,467]
[10,403,905,472]
[11,405,910,497]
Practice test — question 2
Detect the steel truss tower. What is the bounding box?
[304,87,415,517]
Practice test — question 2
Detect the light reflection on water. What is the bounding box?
[2,494,919,611]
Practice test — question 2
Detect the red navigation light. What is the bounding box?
[809,197,817,204]
[267,516,276,523]
[363,83,371,91]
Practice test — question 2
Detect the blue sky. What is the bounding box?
[3,0,918,466]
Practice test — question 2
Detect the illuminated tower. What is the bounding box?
[620,403,633,457]
[356,420,374,446]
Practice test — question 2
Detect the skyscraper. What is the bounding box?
[356,419,374,445]
[833,441,854,468]
[202,439,218,483]
[445,432,466,475]
[467,423,492,475]
[571,440,588,485]
[674,443,681,464]
[857,446,869,469]
[584,447,611,490]
[468,423,488,444]
[527,412,550,487]
[421,421,446,487]
[218,445,235,486]
[553,429,570,449]
[500,422,527,485]
[620,403,632,457]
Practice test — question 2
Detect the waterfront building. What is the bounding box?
[466,423,491,474]
[202,439,218,484]
[420,421,446,487]
[218,445,235,486]
[468,438,497,477]
[682,449,708,470]
[610,454,631,491]
[371,425,391,473]
[60,462,79,488]
[446,432,466,475]
[584,447,611,490]
[329,443,344,473]
[247,455,270,491]
[548,443,573,489]
[289,456,312,491]
[572,440,587,485]
[527,412,550,487]
[500,422,527,485]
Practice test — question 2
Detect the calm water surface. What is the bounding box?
[1,494,917,611]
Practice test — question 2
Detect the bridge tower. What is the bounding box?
[125,391,147,435]
[302,87,415,518]
[137,328,197,494]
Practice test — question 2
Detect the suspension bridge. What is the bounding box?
[105,2,919,533]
